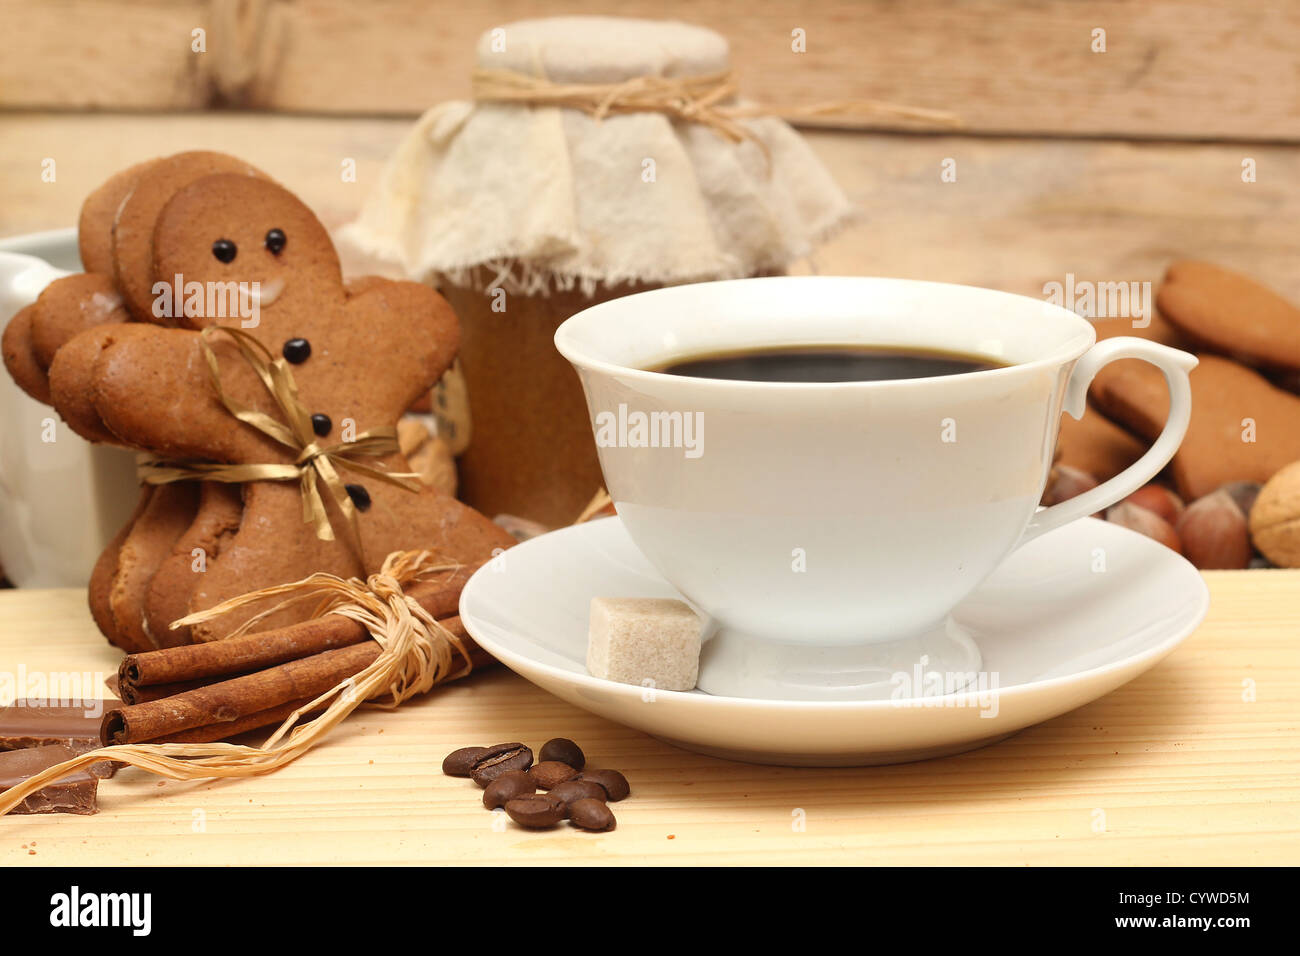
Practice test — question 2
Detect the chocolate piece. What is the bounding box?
[345,483,371,511]
[311,412,332,436]
[265,228,287,254]
[0,745,98,814]
[0,701,105,750]
[0,701,122,778]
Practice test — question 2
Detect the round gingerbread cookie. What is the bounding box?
[77,159,157,276]
[1157,260,1300,371]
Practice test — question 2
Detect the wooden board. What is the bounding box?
[0,578,1296,865]
[2,0,1299,140]
[2,112,1299,308]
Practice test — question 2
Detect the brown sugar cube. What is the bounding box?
[588,597,702,691]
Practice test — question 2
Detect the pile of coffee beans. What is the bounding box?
[442,737,629,832]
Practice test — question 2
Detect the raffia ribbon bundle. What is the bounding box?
[0,550,479,816]
[137,325,421,541]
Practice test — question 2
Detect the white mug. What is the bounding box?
[0,240,139,587]
[556,276,1196,700]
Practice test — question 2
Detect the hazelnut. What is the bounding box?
[1042,465,1098,506]
[1248,462,1300,568]
[1176,490,1250,570]
[1106,502,1181,553]
[1121,484,1184,525]
[1218,480,1262,520]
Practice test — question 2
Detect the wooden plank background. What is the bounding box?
[2,0,1299,140]
[4,113,1297,304]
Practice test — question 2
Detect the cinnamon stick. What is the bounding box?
[119,566,477,692]
[161,697,324,744]
[102,616,484,745]
[103,643,381,745]
[119,678,215,705]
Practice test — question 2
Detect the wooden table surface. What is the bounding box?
[0,578,1296,866]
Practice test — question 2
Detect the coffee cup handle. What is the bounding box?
[1018,336,1198,546]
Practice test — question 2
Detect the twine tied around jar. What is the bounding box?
[470,67,961,151]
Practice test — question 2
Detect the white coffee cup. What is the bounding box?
[0,239,139,587]
[556,276,1196,700]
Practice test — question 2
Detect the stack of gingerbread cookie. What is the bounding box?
[2,151,513,651]
[1048,260,1300,569]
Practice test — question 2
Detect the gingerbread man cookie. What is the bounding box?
[51,171,511,641]
[4,153,273,647]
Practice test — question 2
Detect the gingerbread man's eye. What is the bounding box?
[264,229,286,255]
[212,239,237,263]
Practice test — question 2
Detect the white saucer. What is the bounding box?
[459,516,1209,766]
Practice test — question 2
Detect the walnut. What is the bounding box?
[1248,462,1300,567]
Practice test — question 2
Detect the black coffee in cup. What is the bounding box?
[649,345,1006,383]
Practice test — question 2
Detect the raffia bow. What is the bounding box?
[138,325,421,541]
[0,550,470,816]
[471,67,961,150]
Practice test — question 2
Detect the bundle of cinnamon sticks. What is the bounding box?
[103,565,487,746]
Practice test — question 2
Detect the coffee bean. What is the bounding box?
[529,760,580,790]
[483,770,535,810]
[539,737,586,770]
[549,779,607,808]
[568,798,616,832]
[442,746,487,777]
[504,793,567,828]
[580,769,630,802]
[469,742,534,787]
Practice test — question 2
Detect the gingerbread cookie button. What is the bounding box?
[282,337,311,363]
[345,484,371,511]
[212,239,237,263]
